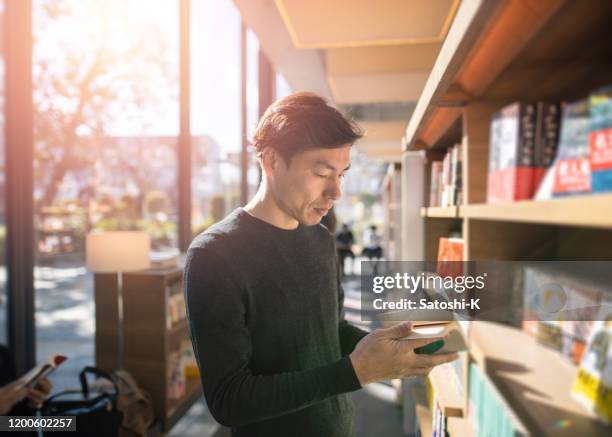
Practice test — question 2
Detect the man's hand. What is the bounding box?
[349,322,458,386]
[0,380,28,415]
[26,378,52,409]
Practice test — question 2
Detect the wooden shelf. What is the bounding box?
[428,363,464,418]
[469,322,609,436]
[405,0,612,150]
[404,0,503,149]
[460,194,612,228]
[165,377,203,431]
[447,416,474,437]
[422,206,459,218]
[410,384,433,437]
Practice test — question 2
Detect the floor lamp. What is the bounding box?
[86,231,150,370]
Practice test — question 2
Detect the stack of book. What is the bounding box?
[181,340,200,378]
[167,291,187,329]
[429,144,463,207]
[487,102,554,203]
[487,85,612,203]
[167,349,186,400]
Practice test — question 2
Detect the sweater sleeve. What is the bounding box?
[334,254,369,356]
[183,246,362,428]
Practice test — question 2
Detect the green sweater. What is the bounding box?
[184,208,368,437]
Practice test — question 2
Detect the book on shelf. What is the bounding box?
[181,340,200,378]
[437,237,464,279]
[571,305,612,425]
[534,102,561,191]
[487,102,538,203]
[589,85,612,193]
[552,99,592,197]
[469,362,531,436]
[428,144,462,208]
[520,265,606,365]
[535,84,612,199]
[429,161,443,207]
[167,349,186,400]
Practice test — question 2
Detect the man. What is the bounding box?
[184,92,457,437]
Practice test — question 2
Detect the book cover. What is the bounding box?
[437,237,464,279]
[487,102,537,203]
[571,305,612,424]
[430,161,442,207]
[589,85,612,193]
[534,102,561,190]
[405,320,468,354]
[553,99,591,196]
[469,362,531,436]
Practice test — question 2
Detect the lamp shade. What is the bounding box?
[86,231,151,273]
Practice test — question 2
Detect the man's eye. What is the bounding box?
[315,173,328,178]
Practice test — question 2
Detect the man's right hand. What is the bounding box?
[349,322,458,386]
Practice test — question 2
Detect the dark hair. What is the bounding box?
[252,91,363,165]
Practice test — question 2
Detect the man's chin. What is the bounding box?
[300,212,323,226]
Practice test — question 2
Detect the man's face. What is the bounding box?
[268,145,351,226]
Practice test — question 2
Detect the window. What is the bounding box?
[0,0,6,344]
[33,0,179,385]
[191,0,241,234]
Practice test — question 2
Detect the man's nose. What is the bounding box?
[326,177,342,200]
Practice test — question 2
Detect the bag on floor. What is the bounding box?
[41,366,122,437]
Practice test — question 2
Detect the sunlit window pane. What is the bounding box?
[33,0,179,387]
[191,0,241,235]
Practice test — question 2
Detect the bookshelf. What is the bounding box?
[470,322,608,436]
[460,194,612,228]
[120,266,202,432]
[95,269,201,432]
[428,363,464,418]
[411,384,433,437]
[400,0,612,435]
[421,206,459,219]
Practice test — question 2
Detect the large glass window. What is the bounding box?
[33,0,179,388]
[191,0,241,235]
[246,28,260,198]
[0,0,6,345]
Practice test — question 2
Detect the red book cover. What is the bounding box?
[553,99,591,196]
[437,237,464,278]
[487,103,537,203]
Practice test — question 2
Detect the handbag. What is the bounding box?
[111,370,155,436]
[41,366,122,437]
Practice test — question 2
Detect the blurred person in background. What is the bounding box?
[335,223,355,277]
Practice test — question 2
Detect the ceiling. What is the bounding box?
[233,0,459,161]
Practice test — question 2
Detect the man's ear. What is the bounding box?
[260,148,279,177]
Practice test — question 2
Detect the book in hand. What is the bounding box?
[403,321,467,355]
[19,354,67,389]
